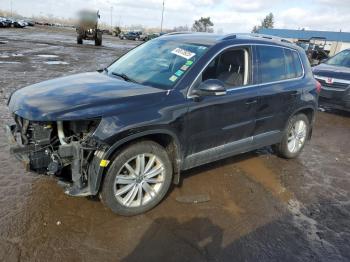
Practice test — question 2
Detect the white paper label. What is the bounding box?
[171,48,196,60]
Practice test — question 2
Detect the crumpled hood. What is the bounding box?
[8,72,166,121]
[313,63,350,80]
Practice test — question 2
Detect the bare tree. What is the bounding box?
[192,17,214,33]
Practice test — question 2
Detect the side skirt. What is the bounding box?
[182,131,281,170]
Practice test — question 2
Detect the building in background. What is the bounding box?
[258,28,350,56]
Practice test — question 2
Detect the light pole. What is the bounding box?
[110,6,113,30]
[160,0,164,33]
[10,0,13,17]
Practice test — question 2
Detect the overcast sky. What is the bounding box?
[1,0,349,32]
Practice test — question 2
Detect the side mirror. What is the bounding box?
[196,79,226,96]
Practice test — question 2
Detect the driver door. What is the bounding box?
[183,46,259,168]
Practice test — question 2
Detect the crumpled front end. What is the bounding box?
[5,115,109,196]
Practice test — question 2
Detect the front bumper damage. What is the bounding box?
[5,119,110,197]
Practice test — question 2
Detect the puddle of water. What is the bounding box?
[0,61,21,64]
[37,55,59,58]
[237,158,293,202]
[0,55,10,58]
[44,61,69,65]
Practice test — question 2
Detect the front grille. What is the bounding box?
[317,79,349,90]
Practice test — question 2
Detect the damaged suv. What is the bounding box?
[6,33,319,216]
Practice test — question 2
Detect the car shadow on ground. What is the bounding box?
[121,213,339,262]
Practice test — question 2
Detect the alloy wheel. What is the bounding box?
[113,153,165,207]
[287,119,307,153]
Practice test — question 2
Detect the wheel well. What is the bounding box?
[143,134,181,173]
[295,107,315,124]
[108,133,181,176]
[293,107,315,139]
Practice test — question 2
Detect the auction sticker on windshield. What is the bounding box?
[171,48,196,60]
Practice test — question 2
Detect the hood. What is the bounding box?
[9,72,167,121]
[313,63,350,81]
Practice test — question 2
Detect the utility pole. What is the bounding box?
[110,6,113,30]
[160,0,164,33]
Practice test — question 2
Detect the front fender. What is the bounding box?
[89,128,183,195]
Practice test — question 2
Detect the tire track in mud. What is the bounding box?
[237,157,344,261]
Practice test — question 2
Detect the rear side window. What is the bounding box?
[257,46,303,84]
[292,51,303,77]
[284,49,296,79]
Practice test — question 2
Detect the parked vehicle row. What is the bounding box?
[118,31,163,41]
[0,17,34,28]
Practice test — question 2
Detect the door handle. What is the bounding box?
[245,99,257,105]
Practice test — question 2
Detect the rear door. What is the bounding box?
[254,45,304,143]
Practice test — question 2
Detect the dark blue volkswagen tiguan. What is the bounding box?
[6,33,319,215]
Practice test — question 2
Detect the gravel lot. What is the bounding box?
[0,26,349,262]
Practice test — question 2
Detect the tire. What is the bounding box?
[100,141,173,216]
[77,35,83,44]
[274,114,310,159]
[95,32,102,46]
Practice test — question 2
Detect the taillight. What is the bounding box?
[315,80,322,93]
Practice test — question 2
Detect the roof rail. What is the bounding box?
[163,31,193,36]
[221,34,237,40]
[250,33,292,44]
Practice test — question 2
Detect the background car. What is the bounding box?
[313,49,350,111]
[140,33,160,41]
[119,31,141,40]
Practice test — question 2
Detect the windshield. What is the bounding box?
[107,38,210,89]
[325,49,350,67]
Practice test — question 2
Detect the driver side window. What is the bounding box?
[201,48,250,88]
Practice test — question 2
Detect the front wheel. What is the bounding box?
[100,141,173,216]
[274,114,310,159]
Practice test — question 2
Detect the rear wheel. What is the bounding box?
[100,141,173,216]
[274,114,310,158]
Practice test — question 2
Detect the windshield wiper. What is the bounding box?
[111,72,138,83]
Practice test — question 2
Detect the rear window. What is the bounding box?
[257,46,303,84]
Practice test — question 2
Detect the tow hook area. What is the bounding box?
[56,142,109,197]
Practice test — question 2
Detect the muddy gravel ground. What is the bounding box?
[0,26,349,262]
